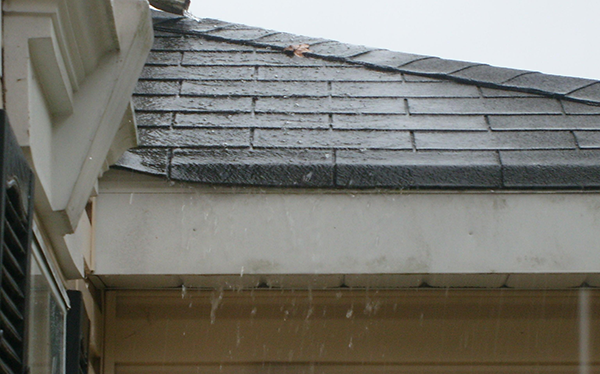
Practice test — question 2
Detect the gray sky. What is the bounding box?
[187,0,600,80]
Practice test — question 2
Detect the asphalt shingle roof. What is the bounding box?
[116,10,600,189]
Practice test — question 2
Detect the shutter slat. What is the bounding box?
[1,270,24,300]
[0,311,22,344]
[1,245,24,279]
[3,198,25,235]
[0,290,23,322]
[0,337,21,365]
[2,222,25,256]
[0,357,17,374]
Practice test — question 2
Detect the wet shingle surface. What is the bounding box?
[115,11,600,189]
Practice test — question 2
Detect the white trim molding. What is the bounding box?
[4,0,153,277]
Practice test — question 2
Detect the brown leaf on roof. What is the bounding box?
[284,44,312,58]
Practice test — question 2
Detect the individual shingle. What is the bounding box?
[574,131,600,148]
[403,74,444,83]
[349,50,426,67]
[501,150,600,188]
[331,82,479,98]
[254,97,405,114]
[182,51,344,66]
[336,150,501,188]
[480,87,538,98]
[204,27,276,41]
[133,96,253,112]
[308,41,376,58]
[257,66,404,82]
[134,80,180,95]
[254,129,411,149]
[562,101,600,114]
[408,98,563,115]
[333,114,487,131]
[152,37,254,51]
[138,128,250,147]
[114,149,169,176]
[155,16,229,33]
[253,32,328,49]
[567,82,600,103]
[503,72,597,95]
[146,51,182,65]
[489,115,600,131]
[135,112,173,127]
[181,80,328,97]
[175,113,330,129]
[399,58,480,74]
[415,131,576,150]
[140,65,255,80]
[451,65,530,84]
[171,149,334,187]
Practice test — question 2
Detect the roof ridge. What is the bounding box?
[153,13,600,107]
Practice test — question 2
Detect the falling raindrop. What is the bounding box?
[346,307,354,319]
[210,288,224,324]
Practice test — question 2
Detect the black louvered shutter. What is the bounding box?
[0,111,34,374]
[66,290,89,374]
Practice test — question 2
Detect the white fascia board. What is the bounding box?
[95,176,600,279]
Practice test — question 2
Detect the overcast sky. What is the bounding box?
[187,0,600,80]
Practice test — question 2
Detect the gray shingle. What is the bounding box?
[141,65,255,80]
[349,50,426,67]
[114,149,169,176]
[175,113,330,129]
[451,65,530,84]
[568,83,600,103]
[501,150,600,188]
[257,66,404,82]
[204,27,275,41]
[146,51,182,65]
[415,131,576,150]
[133,96,253,112]
[408,98,563,115]
[135,112,173,127]
[171,149,334,187]
[489,115,600,131]
[181,51,344,66]
[403,74,444,83]
[254,129,412,149]
[254,97,405,114]
[181,80,329,97]
[308,41,375,58]
[504,72,597,95]
[134,80,180,95]
[337,150,501,188]
[155,16,230,33]
[331,81,479,98]
[152,37,254,51]
[399,58,480,74]
[253,32,328,48]
[333,114,487,131]
[480,87,537,98]
[138,128,250,147]
[563,101,600,114]
[574,131,600,148]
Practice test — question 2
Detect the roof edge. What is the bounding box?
[153,14,600,107]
